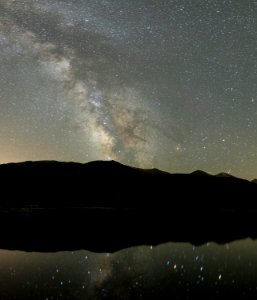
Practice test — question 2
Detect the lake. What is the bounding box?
[0,239,257,299]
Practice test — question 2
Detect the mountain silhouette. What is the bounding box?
[0,160,257,252]
[190,170,211,176]
[215,172,234,178]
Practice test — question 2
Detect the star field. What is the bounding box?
[0,0,256,179]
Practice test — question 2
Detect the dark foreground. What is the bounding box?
[1,160,257,252]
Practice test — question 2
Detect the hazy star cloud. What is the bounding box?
[0,0,256,178]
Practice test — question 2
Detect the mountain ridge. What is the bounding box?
[0,159,254,180]
[0,160,257,252]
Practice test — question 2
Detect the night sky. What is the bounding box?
[1,0,257,179]
[1,2,257,299]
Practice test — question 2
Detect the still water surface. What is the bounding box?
[0,239,257,299]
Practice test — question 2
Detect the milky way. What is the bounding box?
[0,1,257,178]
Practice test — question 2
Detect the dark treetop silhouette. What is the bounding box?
[0,160,257,252]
